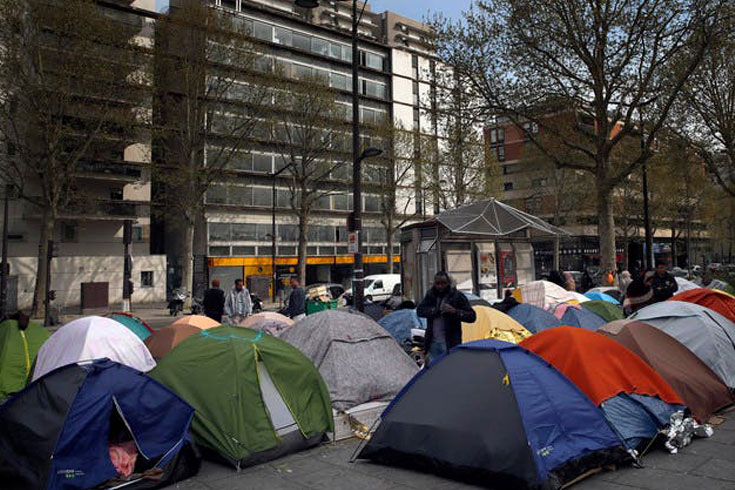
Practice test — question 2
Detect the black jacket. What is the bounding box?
[651,272,678,302]
[202,288,225,322]
[417,287,476,352]
[284,287,306,318]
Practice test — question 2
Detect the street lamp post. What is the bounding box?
[269,163,293,304]
[640,116,654,270]
[295,0,382,311]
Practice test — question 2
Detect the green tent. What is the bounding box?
[0,319,50,400]
[581,300,624,322]
[150,326,333,467]
[108,313,153,341]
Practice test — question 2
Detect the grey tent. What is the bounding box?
[280,310,419,411]
[630,301,735,389]
[436,198,568,237]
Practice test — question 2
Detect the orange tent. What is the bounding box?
[670,289,735,324]
[520,327,682,406]
[144,324,202,359]
[171,315,220,330]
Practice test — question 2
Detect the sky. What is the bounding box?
[154,0,471,21]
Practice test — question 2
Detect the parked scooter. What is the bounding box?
[250,293,263,314]
[167,288,187,316]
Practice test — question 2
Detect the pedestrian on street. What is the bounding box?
[283,276,306,321]
[417,271,476,363]
[650,261,678,303]
[224,278,252,324]
[202,279,225,323]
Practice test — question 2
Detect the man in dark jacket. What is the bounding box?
[650,261,678,303]
[283,277,306,320]
[202,279,225,322]
[417,271,476,361]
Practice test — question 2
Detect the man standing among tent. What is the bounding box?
[203,279,225,322]
[224,279,252,324]
[282,277,306,321]
[651,261,678,303]
[417,271,476,362]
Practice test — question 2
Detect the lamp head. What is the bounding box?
[295,0,320,8]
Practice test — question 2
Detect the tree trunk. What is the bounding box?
[552,235,560,270]
[31,209,55,318]
[180,221,195,309]
[686,218,692,276]
[622,225,629,271]
[297,212,308,286]
[597,187,616,272]
[671,224,677,267]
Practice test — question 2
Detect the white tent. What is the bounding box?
[675,277,701,292]
[513,280,588,310]
[33,316,156,380]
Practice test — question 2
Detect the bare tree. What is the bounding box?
[153,0,269,300]
[0,0,144,315]
[431,0,724,270]
[269,74,345,285]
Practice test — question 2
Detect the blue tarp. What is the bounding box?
[560,307,607,331]
[49,360,194,489]
[378,309,426,346]
[601,393,684,449]
[506,303,561,333]
[584,292,620,305]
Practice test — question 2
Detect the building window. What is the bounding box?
[253,21,272,42]
[110,188,123,200]
[232,246,255,256]
[60,222,77,242]
[141,271,154,288]
[132,226,144,242]
[209,246,230,256]
[502,165,509,175]
[412,54,419,79]
[274,26,292,46]
[312,37,330,56]
[307,246,318,255]
[504,182,514,191]
[531,178,548,188]
[258,247,273,256]
[497,145,505,162]
[412,81,419,106]
[292,32,311,51]
[278,246,296,256]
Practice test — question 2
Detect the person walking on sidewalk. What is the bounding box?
[417,271,476,363]
[282,277,306,321]
[202,279,225,323]
[224,278,252,324]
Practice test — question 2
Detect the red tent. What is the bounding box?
[670,289,735,324]
[520,327,682,406]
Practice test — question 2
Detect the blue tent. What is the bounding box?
[601,393,684,449]
[378,309,426,346]
[506,303,561,333]
[360,340,628,488]
[584,291,620,305]
[0,359,199,490]
[560,306,607,331]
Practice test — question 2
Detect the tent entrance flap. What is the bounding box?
[258,362,299,436]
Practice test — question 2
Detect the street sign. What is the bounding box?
[348,231,359,254]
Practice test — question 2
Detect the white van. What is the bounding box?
[363,274,401,302]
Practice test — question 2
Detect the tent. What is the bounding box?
[464,292,492,308]
[600,320,733,422]
[512,280,588,310]
[581,300,624,322]
[0,319,49,401]
[377,309,426,347]
[584,291,620,304]
[553,303,607,331]
[151,326,332,468]
[359,340,628,489]
[505,303,561,333]
[34,316,156,381]
[279,310,418,411]
[587,287,623,302]
[171,315,220,330]
[145,325,202,359]
[239,312,294,336]
[108,312,154,341]
[521,327,685,449]
[675,277,701,292]
[0,359,198,490]
[670,289,735,324]
[630,301,735,389]
[462,305,531,344]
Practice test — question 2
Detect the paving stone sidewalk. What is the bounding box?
[177,415,735,490]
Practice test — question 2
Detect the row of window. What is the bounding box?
[209,222,390,244]
[208,244,399,257]
[205,184,382,212]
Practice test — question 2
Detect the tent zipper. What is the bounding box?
[112,395,149,460]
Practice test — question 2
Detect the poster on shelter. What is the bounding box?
[476,243,497,289]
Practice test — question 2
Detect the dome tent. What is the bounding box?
[462,305,531,344]
[0,318,49,401]
[33,316,156,381]
[171,314,220,329]
[581,300,624,322]
[0,359,198,490]
[505,303,561,333]
[280,310,418,411]
[378,309,425,347]
[670,289,735,324]
[584,291,620,304]
[600,320,733,422]
[145,324,202,360]
[150,327,332,468]
[108,312,154,341]
[512,280,587,310]
[553,303,606,330]
[521,327,685,449]
[629,301,735,389]
[358,340,628,489]
[239,311,294,336]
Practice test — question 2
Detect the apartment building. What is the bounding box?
[154,0,442,295]
[0,0,166,311]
